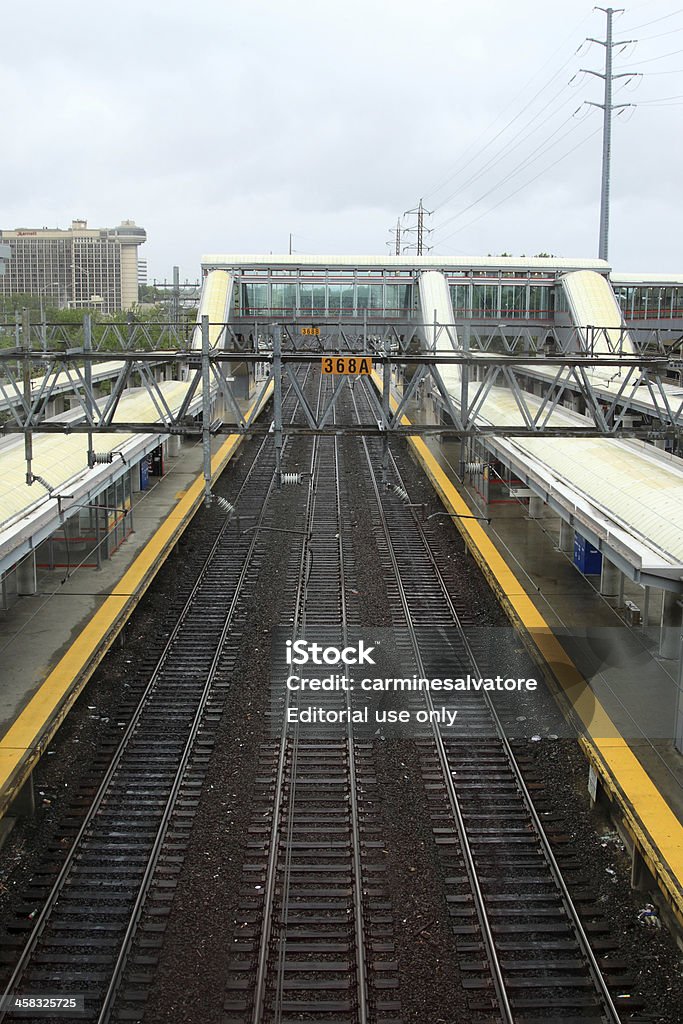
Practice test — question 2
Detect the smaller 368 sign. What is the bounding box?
[321,356,373,375]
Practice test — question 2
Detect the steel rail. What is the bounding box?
[348,380,514,1024]
[252,373,370,1023]
[250,372,325,1023]
[335,427,371,1024]
[354,374,622,1023]
[96,447,284,1022]
[0,369,310,1022]
[380,436,624,1024]
[269,392,324,1023]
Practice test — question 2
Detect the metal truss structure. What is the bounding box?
[1,316,682,448]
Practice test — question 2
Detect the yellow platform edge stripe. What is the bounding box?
[0,383,273,817]
[373,373,683,922]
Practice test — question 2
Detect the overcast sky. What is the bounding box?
[2,0,682,279]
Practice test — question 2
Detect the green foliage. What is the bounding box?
[138,284,169,303]
[0,292,43,318]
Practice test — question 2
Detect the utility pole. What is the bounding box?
[582,7,635,262]
[171,265,180,324]
[403,199,433,256]
[387,218,402,256]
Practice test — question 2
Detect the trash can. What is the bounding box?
[624,600,642,626]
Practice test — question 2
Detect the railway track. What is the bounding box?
[0,372,312,1023]
[223,376,400,1024]
[0,364,653,1023]
[350,376,634,1023]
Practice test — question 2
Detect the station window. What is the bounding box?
[658,288,674,318]
[271,282,297,313]
[300,282,326,314]
[357,283,383,310]
[241,282,269,312]
[501,284,525,318]
[327,283,354,312]
[449,284,469,316]
[472,283,497,318]
[632,288,649,319]
[529,286,550,319]
[385,283,412,314]
[614,286,628,315]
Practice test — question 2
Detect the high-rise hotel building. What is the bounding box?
[0,219,146,314]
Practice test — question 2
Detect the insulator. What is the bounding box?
[280,472,303,486]
[89,452,114,466]
[30,474,55,493]
[389,483,411,504]
[214,496,235,515]
[464,461,485,474]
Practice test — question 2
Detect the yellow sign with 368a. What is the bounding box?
[321,356,373,375]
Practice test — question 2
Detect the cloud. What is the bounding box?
[1,0,680,277]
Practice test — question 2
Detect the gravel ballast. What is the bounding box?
[0,429,681,1023]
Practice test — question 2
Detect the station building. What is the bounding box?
[200,253,683,328]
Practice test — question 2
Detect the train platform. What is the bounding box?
[404,421,683,929]
[0,428,251,832]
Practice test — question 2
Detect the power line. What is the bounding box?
[432,110,592,239]
[419,25,592,205]
[433,125,603,251]
[431,77,585,214]
[637,91,683,100]
[620,7,683,32]
[424,59,580,206]
[623,46,683,64]
[633,23,683,41]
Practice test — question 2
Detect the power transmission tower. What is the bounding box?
[582,7,636,261]
[171,265,180,323]
[387,218,402,255]
[403,199,433,256]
